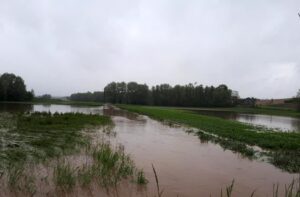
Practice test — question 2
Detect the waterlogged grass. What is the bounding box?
[0,111,147,194]
[196,130,256,158]
[54,143,138,191]
[0,112,112,168]
[54,162,76,190]
[118,105,300,172]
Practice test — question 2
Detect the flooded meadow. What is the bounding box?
[0,103,299,197]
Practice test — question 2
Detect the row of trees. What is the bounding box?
[103,82,234,107]
[104,82,149,105]
[69,91,104,102]
[0,73,34,101]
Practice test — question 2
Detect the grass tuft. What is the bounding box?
[136,169,148,185]
[53,161,76,190]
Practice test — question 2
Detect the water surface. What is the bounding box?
[192,110,300,132]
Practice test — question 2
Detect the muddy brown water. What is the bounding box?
[0,103,299,196]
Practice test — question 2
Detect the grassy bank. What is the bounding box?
[0,112,146,195]
[170,106,300,118]
[118,105,300,172]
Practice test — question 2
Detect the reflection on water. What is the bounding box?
[0,103,33,113]
[0,103,104,115]
[193,110,300,132]
[33,104,103,114]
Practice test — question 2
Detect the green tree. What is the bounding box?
[0,73,33,101]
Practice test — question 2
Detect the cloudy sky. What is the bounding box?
[0,0,299,98]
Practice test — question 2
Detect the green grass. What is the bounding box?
[118,105,300,172]
[136,169,148,185]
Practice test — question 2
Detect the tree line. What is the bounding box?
[69,91,104,102]
[0,73,34,101]
[102,82,235,107]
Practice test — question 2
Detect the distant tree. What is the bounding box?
[0,73,33,101]
[213,85,232,107]
[104,81,235,107]
[40,94,52,100]
[296,89,300,111]
[104,82,118,103]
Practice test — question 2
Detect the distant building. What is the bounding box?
[231,90,239,98]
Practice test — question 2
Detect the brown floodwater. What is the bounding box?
[102,107,298,197]
[0,103,299,196]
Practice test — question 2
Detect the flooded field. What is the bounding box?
[192,110,300,132]
[0,103,299,196]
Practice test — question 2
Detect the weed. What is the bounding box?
[136,169,148,185]
[152,164,163,197]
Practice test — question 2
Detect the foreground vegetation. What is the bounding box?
[0,112,146,195]
[219,179,300,197]
[119,105,300,173]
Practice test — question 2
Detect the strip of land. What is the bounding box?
[0,100,103,106]
[167,106,300,118]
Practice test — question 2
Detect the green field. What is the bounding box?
[118,105,300,172]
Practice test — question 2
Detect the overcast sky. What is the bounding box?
[0,0,299,98]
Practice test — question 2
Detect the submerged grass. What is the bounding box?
[119,105,300,172]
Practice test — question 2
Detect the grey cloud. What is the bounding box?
[0,0,299,98]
